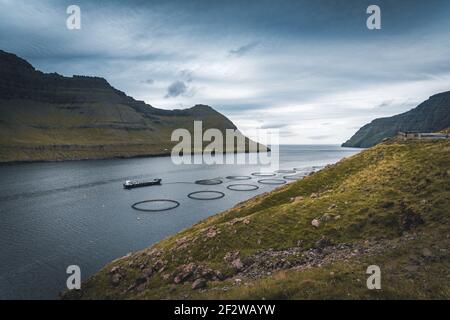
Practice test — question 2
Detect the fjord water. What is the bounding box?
[0,145,360,299]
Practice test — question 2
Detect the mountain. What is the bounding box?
[64,138,450,299]
[342,91,450,148]
[0,50,264,162]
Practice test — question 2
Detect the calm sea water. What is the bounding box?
[0,145,360,299]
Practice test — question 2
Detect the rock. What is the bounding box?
[145,248,163,258]
[109,266,120,274]
[153,259,166,271]
[334,215,341,220]
[310,193,319,199]
[422,248,432,258]
[231,258,244,271]
[328,203,337,209]
[173,263,197,284]
[315,236,331,249]
[311,219,320,228]
[111,273,122,287]
[243,219,251,225]
[162,273,170,280]
[135,276,147,287]
[320,213,333,221]
[214,270,225,281]
[234,278,242,285]
[192,278,207,290]
[206,227,218,238]
[176,236,190,246]
[294,196,304,202]
[142,268,153,278]
[224,251,240,263]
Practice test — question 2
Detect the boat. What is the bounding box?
[123,178,162,189]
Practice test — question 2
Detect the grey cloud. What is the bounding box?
[229,42,259,57]
[308,135,333,140]
[165,80,188,98]
[179,69,194,82]
[260,123,288,129]
[141,79,155,85]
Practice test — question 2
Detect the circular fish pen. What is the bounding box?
[195,179,223,185]
[251,172,276,177]
[257,178,287,185]
[275,169,296,174]
[226,175,252,180]
[226,184,259,191]
[283,175,303,181]
[187,191,225,200]
[131,199,180,212]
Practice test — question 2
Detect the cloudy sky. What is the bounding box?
[1,0,450,144]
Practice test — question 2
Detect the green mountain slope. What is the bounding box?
[0,50,264,162]
[342,91,450,148]
[66,139,450,300]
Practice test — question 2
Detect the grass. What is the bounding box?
[64,139,450,300]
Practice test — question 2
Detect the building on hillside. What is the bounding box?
[397,131,450,140]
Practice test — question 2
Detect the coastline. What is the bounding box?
[0,148,269,166]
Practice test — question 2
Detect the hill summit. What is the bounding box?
[0,50,263,162]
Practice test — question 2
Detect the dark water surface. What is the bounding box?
[0,145,360,299]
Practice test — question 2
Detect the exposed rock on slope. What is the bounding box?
[0,50,264,162]
[342,91,450,148]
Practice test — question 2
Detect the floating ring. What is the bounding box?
[227,184,259,191]
[257,178,287,185]
[293,167,310,171]
[195,179,223,185]
[131,199,180,212]
[187,191,225,200]
[251,172,276,177]
[226,175,252,180]
[283,175,303,181]
[275,169,297,174]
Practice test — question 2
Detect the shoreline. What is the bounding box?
[0,149,269,166]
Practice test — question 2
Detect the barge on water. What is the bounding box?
[123,178,161,189]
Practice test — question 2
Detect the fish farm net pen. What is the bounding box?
[187,190,225,200]
[225,175,253,180]
[131,199,180,212]
[226,184,259,191]
[257,178,287,185]
[251,172,276,177]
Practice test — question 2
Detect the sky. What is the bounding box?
[1,0,450,144]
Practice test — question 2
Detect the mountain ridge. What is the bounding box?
[342,91,450,148]
[0,50,262,162]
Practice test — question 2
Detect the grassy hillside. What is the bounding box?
[65,139,450,300]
